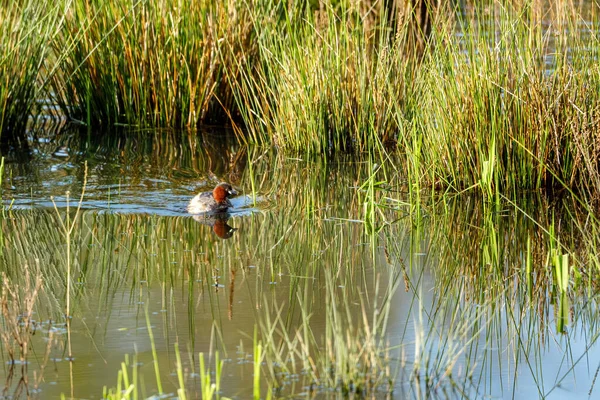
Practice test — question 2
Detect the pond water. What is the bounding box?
[1,129,600,399]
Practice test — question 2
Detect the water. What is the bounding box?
[1,129,600,399]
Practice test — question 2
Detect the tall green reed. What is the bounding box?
[224,0,600,201]
[51,0,252,129]
[101,346,226,399]
[0,0,64,142]
[226,0,408,153]
[2,0,600,207]
[405,1,600,199]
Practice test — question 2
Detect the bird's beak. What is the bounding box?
[228,188,238,196]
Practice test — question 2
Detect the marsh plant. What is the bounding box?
[51,0,252,128]
[0,265,56,398]
[101,346,226,399]
[3,127,600,398]
[378,195,597,398]
[3,0,600,203]
[2,0,600,397]
[226,0,600,201]
[0,0,64,143]
[226,0,411,153]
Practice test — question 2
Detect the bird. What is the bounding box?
[187,182,238,214]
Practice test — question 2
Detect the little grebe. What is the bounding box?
[187,182,238,214]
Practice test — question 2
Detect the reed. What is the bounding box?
[51,0,252,129]
[2,0,597,203]
[227,0,408,153]
[225,0,600,200]
[101,345,219,399]
[2,0,600,205]
[0,0,63,143]
[199,351,224,399]
[406,2,599,196]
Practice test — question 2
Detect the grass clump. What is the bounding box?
[228,1,412,153]
[410,2,600,199]
[228,0,600,200]
[0,0,63,143]
[7,0,600,205]
[101,348,227,399]
[51,0,252,129]
[3,0,600,207]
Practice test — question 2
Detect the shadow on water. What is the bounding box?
[1,128,600,398]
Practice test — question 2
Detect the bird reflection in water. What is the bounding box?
[192,212,238,319]
[192,213,237,239]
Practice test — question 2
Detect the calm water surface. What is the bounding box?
[1,129,599,399]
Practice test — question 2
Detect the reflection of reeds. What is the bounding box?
[379,190,600,396]
[253,261,400,396]
[4,136,600,397]
[0,146,389,396]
